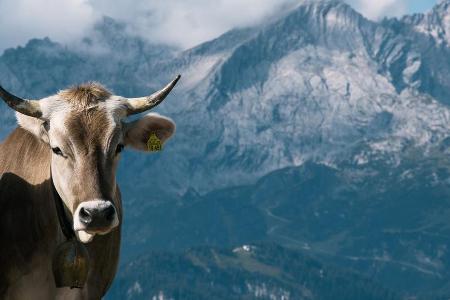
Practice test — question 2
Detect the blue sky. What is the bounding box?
[0,0,444,52]
[347,0,440,20]
[409,0,438,14]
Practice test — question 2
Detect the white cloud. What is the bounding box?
[347,0,408,20]
[0,0,98,52]
[0,0,294,52]
[89,0,293,49]
[0,0,422,53]
[0,0,96,51]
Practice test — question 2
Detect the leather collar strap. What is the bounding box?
[51,178,75,240]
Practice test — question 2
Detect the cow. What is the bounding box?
[0,75,180,299]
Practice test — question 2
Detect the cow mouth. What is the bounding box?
[76,230,96,243]
[75,227,114,243]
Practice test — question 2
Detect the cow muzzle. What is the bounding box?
[73,200,119,243]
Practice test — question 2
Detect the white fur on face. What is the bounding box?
[47,102,122,244]
[76,230,95,243]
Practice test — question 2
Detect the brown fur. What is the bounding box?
[0,80,176,299]
[58,83,112,108]
[0,128,54,295]
[0,128,121,299]
[63,108,120,212]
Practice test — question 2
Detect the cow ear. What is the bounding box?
[124,113,175,152]
[16,112,50,144]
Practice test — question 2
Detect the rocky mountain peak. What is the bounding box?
[401,0,450,45]
[276,0,372,47]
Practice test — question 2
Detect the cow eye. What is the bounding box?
[52,147,64,156]
[116,144,124,155]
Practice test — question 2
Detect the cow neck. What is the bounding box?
[50,176,76,240]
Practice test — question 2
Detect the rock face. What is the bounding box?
[157,0,450,194]
[3,0,450,298]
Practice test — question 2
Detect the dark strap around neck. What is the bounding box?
[51,178,75,240]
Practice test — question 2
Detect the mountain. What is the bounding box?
[118,157,450,298]
[0,17,177,98]
[381,1,450,105]
[3,1,450,194]
[401,0,450,46]
[2,0,450,298]
[130,0,450,194]
[107,243,398,300]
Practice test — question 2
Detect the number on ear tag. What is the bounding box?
[147,132,162,152]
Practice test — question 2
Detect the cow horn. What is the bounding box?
[126,75,181,116]
[0,85,42,118]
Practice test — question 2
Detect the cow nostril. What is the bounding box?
[79,207,92,224]
[104,205,115,222]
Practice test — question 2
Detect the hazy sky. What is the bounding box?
[0,0,440,52]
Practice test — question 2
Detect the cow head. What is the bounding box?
[0,76,179,243]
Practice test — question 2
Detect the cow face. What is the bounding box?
[0,77,179,243]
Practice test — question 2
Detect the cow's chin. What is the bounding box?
[75,228,113,243]
[76,230,96,243]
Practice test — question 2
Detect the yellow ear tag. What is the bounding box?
[147,132,162,152]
